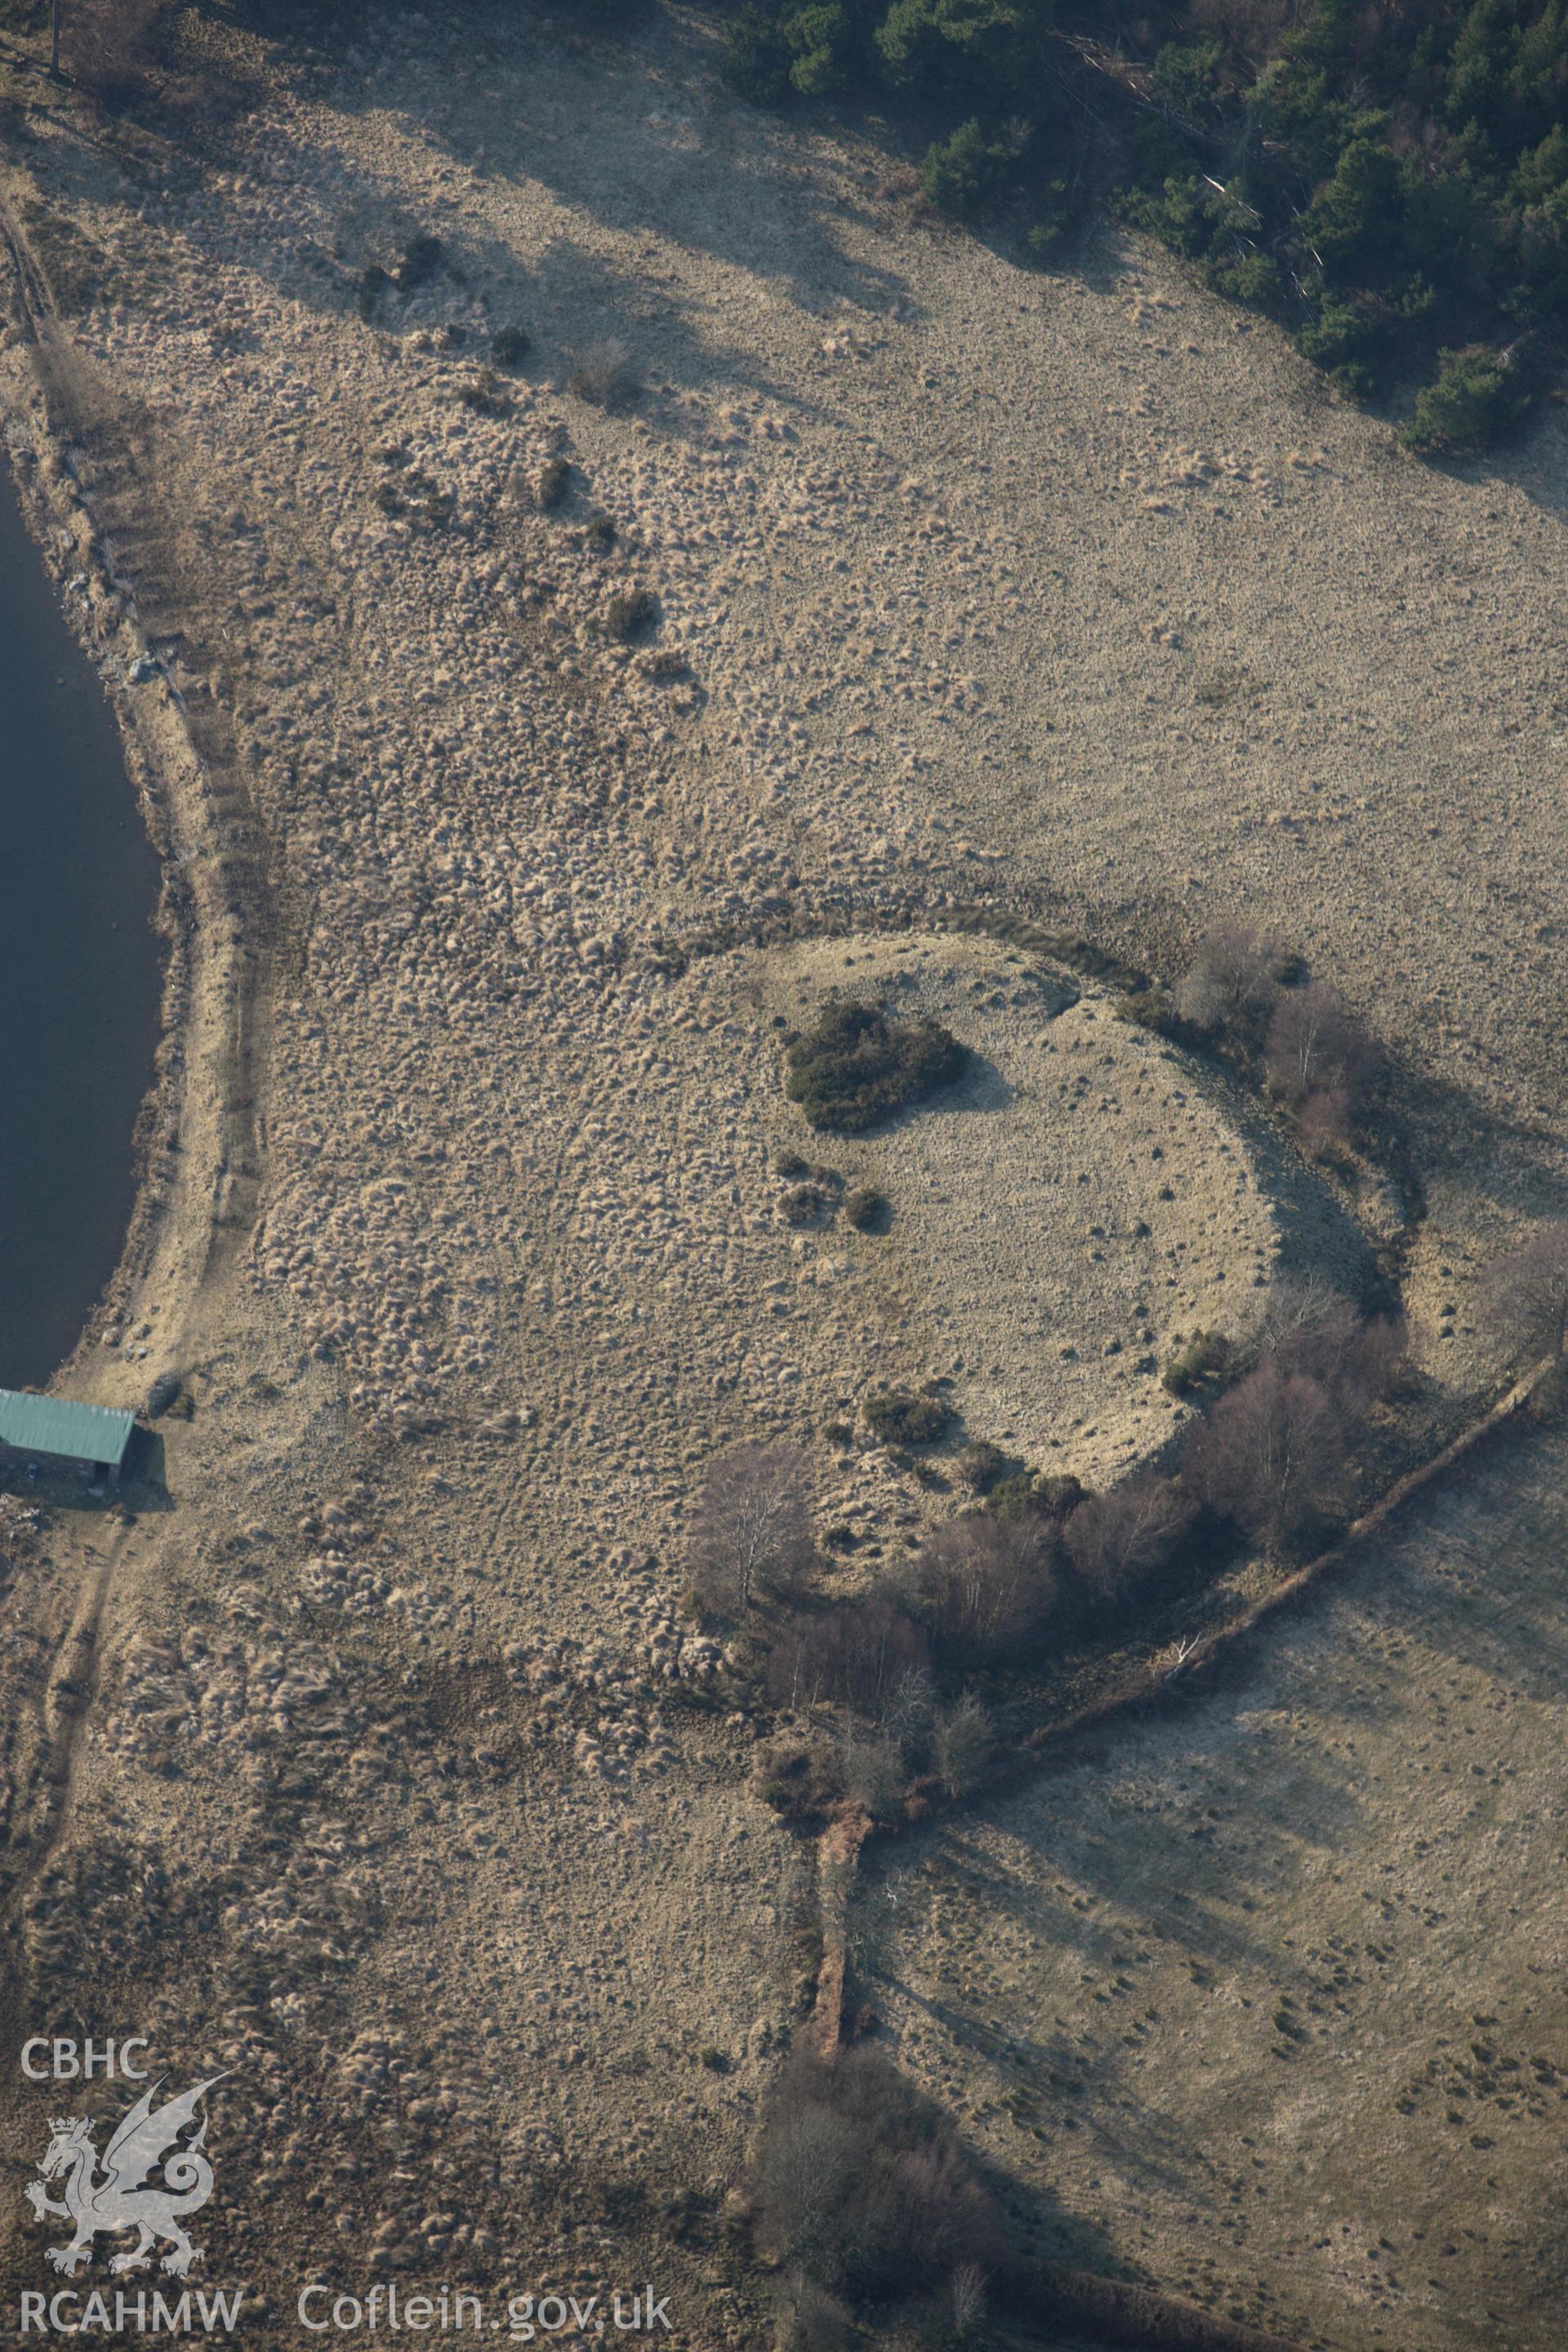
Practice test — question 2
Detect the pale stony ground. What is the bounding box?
[868,1426,1568,2352]
[0,0,1562,2342]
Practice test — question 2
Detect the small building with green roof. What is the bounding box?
[0,1390,136,1481]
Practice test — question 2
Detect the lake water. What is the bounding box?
[0,462,163,1388]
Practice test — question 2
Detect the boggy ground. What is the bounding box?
[0,0,1564,2345]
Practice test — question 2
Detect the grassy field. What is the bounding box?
[871,1419,1568,2349]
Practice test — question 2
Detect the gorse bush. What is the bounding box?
[784,1000,967,1134]
[844,1185,890,1232]
[457,371,511,416]
[1161,1328,1232,1397]
[1114,985,1181,1036]
[604,586,657,639]
[533,456,570,510]
[956,1438,1013,1494]
[393,233,443,292]
[863,1388,951,1446]
[982,1468,1044,1517]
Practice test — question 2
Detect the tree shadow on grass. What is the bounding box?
[863,1408,1568,2270]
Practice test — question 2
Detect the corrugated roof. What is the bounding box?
[0,1389,136,1467]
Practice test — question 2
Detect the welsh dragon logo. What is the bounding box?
[24,2075,227,2278]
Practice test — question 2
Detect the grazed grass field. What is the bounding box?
[871,1420,1568,2349]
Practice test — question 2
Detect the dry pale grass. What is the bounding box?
[0,0,1561,2335]
[871,1423,1568,2350]
[742,929,1365,1485]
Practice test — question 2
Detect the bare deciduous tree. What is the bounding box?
[1174,923,1282,1036]
[1294,1080,1354,1163]
[688,1441,815,1616]
[933,1691,992,1798]
[1479,1223,1568,1364]
[1247,1274,1353,1357]
[774,2272,853,2352]
[1250,1282,1408,1409]
[883,1664,936,1746]
[854,2139,1001,2295]
[752,2049,1003,2305]
[889,1512,1057,1664]
[754,2090,863,2280]
[1265,982,1375,1120]
[839,1731,906,1815]
[1184,1361,1348,1552]
[764,1601,929,1717]
[1064,1475,1192,1603]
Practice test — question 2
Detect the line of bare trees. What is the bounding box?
[1174,924,1379,1161]
[687,1218,1568,1828]
[724,1228,1568,2346]
[688,1293,1407,1825]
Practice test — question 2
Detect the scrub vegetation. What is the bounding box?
[697,1271,1410,1836]
[783,1000,967,1134]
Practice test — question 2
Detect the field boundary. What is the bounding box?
[1011,1351,1552,1779]
[812,1352,1553,2029]
[799,1357,1554,2349]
